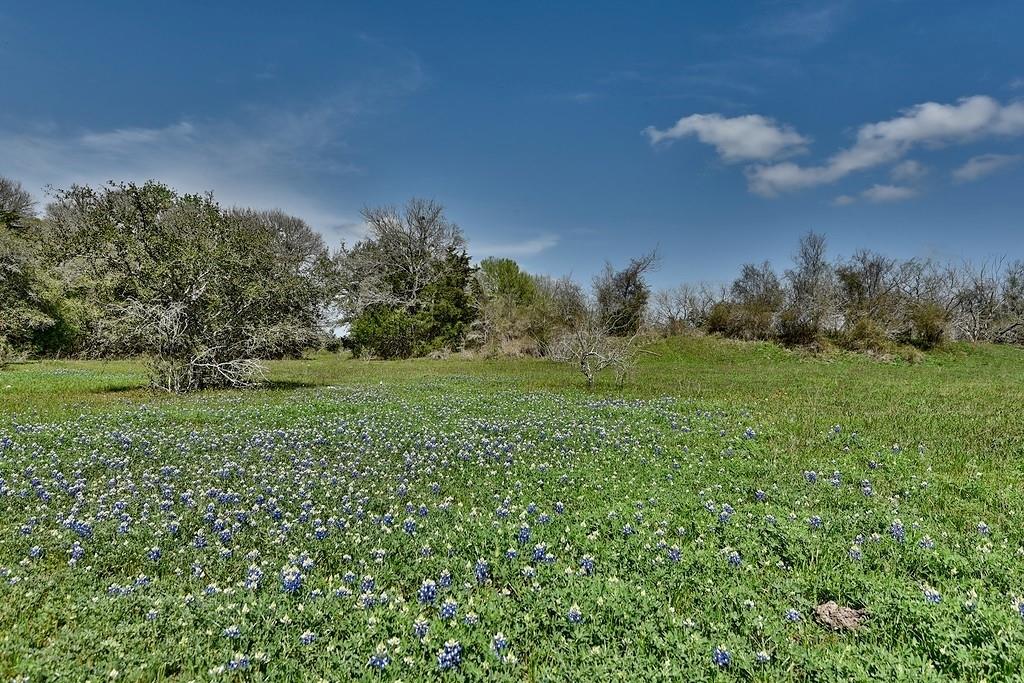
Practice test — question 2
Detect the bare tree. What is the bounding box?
[338,198,466,318]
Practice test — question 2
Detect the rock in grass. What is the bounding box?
[814,601,867,631]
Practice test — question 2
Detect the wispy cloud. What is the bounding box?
[747,96,1024,195]
[753,0,850,45]
[952,153,1022,183]
[473,234,559,259]
[0,41,425,245]
[644,113,808,162]
[890,159,928,182]
[861,184,917,203]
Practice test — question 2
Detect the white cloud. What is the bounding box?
[748,96,1024,195]
[832,194,856,206]
[861,184,917,203]
[473,234,559,259]
[644,113,808,162]
[890,159,928,182]
[951,153,1022,183]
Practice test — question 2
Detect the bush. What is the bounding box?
[908,302,948,349]
[775,307,819,346]
[347,306,418,359]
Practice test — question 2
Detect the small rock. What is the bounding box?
[814,601,866,631]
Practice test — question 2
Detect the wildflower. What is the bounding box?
[567,604,583,624]
[474,558,489,584]
[808,515,822,530]
[300,631,316,645]
[437,640,462,670]
[849,545,863,561]
[412,617,430,639]
[418,579,438,604]
[281,565,303,593]
[756,650,771,664]
[517,524,531,545]
[223,625,241,639]
[923,587,942,604]
[889,519,905,543]
[368,644,390,669]
[712,646,731,668]
[784,608,802,622]
[147,547,161,562]
[580,554,596,575]
[919,536,935,550]
[492,632,509,653]
[227,654,250,671]
[439,598,458,620]
[977,521,990,535]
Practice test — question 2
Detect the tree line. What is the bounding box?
[2,175,1022,390]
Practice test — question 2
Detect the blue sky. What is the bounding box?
[2,1,1023,288]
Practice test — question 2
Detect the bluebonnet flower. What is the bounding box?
[402,517,417,534]
[517,524,531,545]
[860,480,873,497]
[554,501,565,514]
[919,536,935,550]
[146,609,159,621]
[829,471,841,487]
[726,550,741,567]
[223,625,241,639]
[418,579,438,604]
[977,521,990,535]
[361,575,375,593]
[743,427,757,439]
[439,597,458,620]
[754,490,766,502]
[567,604,583,623]
[1013,598,1024,621]
[756,650,771,664]
[712,646,731,668]
[228,654,250,671]
[923,587,942,604]
[532,543,548,561]
[505,547,518,560]
[803,470,818,484]
[579,554,596,575]
[889,519,906,543]
[784,608,802,622]
[281,565,303,593]
[413,617,430,639]
[300,631,316,645]
[622,524,635,537]
[343,571,356,584]
[808,515,822,530]
[437,640,462,670]
[29,545,43,559]
[462,611,479,626]
[368,645,390,669]
[667,546,682,563]
[147,547,161,562]
[492,632,508,654]
[849,545,863,561]
[474,558,490,584]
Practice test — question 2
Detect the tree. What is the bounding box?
[45,181,337,390]
[594,251,658,337]
[476,257,537,349]
[0,177,34,228]
[337,198,476,358]
[780,231,835,344]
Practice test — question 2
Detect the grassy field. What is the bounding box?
[1,336,1023,680]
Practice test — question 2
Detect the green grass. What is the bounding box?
[1,336,1023,680]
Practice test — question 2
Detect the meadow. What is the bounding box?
[2,336,1024,681]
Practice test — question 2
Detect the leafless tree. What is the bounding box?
[337,198,465,318]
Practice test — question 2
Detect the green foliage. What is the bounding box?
[348,305,417,359]
[908,301,949,349]
[43,182,337,390]
[2,339,1024,679]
